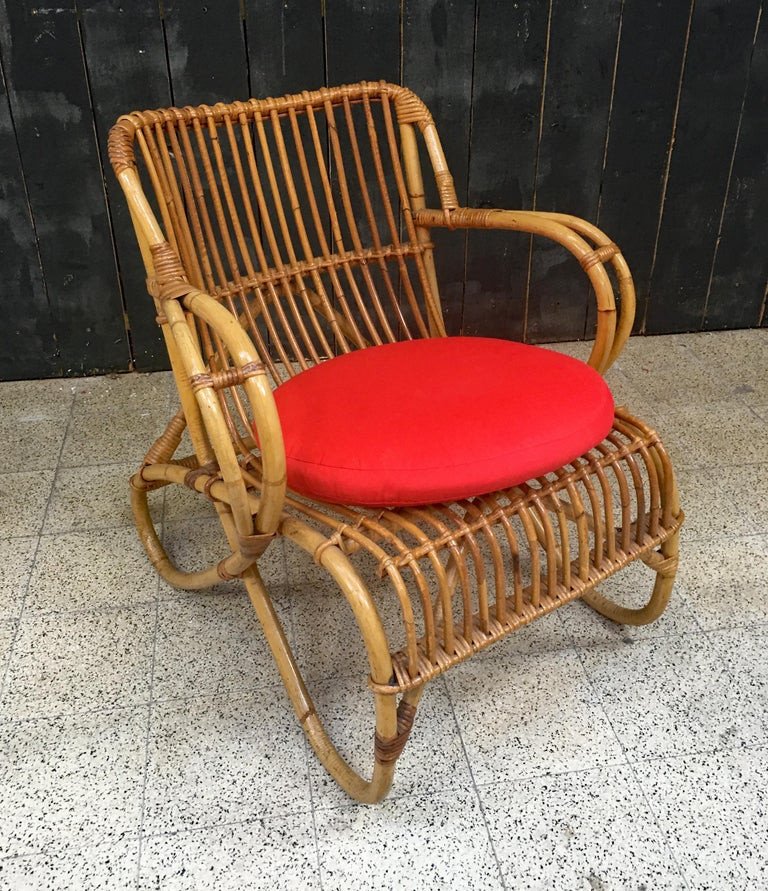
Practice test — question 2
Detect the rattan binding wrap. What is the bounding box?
[108,80,682,804]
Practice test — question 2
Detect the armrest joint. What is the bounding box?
[580,243,619,271]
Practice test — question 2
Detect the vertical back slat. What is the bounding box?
[131,84,446,378]
[266,109,337,359]
[340,96,402,339]
[324,99,393,344]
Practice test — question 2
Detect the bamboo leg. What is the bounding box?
[135,471,422,802]
[130,481,227,590]
[581,528,680,626]
[241,561,423,803]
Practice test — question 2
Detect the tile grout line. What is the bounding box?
[569,634,693,889]
[280,541,325,890]
[134,446,167,887]
[441,675,508,890]
[127,808,315,845]
[5,583,289,619]
[4,605,768,728]
[6,521,768,548]
[10,607,768,726]
[0,387,76,703]
[622,762,692,891]
[626,735,768,768]
[305,729,325,891]
[745,402,768,422]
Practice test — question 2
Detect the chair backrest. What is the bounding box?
[109,82,457,383]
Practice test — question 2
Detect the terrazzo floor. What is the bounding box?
[0,328,767,890]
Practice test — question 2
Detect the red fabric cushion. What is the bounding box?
[272,337,614,507]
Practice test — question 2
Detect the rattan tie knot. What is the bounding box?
[375,700,418,764]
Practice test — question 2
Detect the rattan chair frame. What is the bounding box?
[108,81,683,803]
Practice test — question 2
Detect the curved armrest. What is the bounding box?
[179,288,287,533]
[413,207,636,373]
[113,165,286,534]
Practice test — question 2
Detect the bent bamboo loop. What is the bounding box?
[412,207,628,373]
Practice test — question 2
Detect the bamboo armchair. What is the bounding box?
[108,81,683,803]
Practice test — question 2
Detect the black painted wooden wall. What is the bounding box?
[0,0,765,380]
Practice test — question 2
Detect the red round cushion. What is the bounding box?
[273,337,614,507]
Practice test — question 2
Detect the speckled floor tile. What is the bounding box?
[546,340,660,413]
[60,406,172,468]
[61,376,173,467]
[315,788,502,890]
[675,463,768,540]
[0,536,38,617]
[0,471,55,537]
[708,626,768,722]
[635,746,768,889]
[0,706,147,857]
[0,838,140,891]
[43,462,148,533]
[142,690,311,833]
[446,650,625,786]
[483,610,574,657]
[676,535,768,630]
[0,377,75,420]
[69,371,174,406]
[307,677,472,807]
[654,402,768,468]
[0,618,18,680]
[162,478,220,523]
[613,334,733,406]
[558,559,701,647]
[152,593,289,700]
[138,815,320,890]
[289,570,403,685]
[479,764,685,890]
[158,519,288,600]
[1,605,155,719]
[683,328,768,405]
[26,528,160,611]
[0,417,67,473]
[580,632,768,759]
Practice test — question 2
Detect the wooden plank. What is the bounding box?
[324,0,399,87]
[705,7,768,330]
[0,1,129,376]
[323,2,404,334]
[161,1,256,343]
[246,0,324,96]
[402,0,475,335]
[163,0,248,106]
[463,0,549,340]
[79,0,171,371]
[245,0,326,356]
[0,52,59,380]
[594,0,692,336]
[526,0,621,344]
[646,0,762,334]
